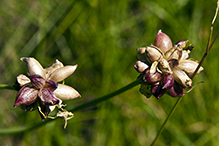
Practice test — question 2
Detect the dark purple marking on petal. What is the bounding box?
[167,81,185,97]
[30,75,45,89]
[38,88,59,105]
[45,80,58,91]
[37,102,51,120]
[162,74,174,89]
[168,59,179,69]
[151,84,166,99]
[14,85,38,107]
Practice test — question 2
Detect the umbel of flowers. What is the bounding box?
[134,30,203,98]
[14,57,81,128]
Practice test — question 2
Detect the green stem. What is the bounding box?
[0,80,140,135]
[0,84,16,90]
[150,96,182,146]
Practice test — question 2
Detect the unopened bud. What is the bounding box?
[154,30,173,53]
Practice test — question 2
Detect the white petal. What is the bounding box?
[54,84,81,101]
[178,59,203,76]
[17,74,31,86]
[49,65,77,82]
[134,61,148,73]
[45,59,64,79]
[173,69,192,88]
[20,57,45,78]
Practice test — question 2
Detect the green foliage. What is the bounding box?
[0,0,219,145]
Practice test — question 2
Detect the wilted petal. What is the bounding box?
[168,59,179,69]
[54,84,81,101]
[45,80,58,91]
[165,46,182,60]
[14,85,38,107]
[174,40,188,49]
[145,46,163,64]
[154,29,173,53]
[45,59,64,79]
[21,57,45,78]
[167,81,185,97]
[134,61,149,73]
[180,50,190,60]
[37,103,51,120]
[17,74,31,86]
[30,75,46,89]
[136,47,147,60]
[178,59,204,76]
[38,88,60,105]
[49,65,78,82]
[173,69,192,88]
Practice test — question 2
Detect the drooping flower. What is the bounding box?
[14,57,81,127]
[134,30,203,98]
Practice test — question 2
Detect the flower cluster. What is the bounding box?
[134,30,203,98]
[14,57,81,127]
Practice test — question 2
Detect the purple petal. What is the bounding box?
[38,88,60,105]
[45,80,58,91]
[144,68,162,84]
[167,81,185,97]
[14,85,38,107]
[151,84,166,99]
[162,74,174,89]
[30,75,46,89]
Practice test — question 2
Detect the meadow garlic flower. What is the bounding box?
[134,30,203,98]
[14,57,81,127]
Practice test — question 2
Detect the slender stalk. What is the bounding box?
[150,96,182,146]
[0,80,140,135]
[0,84,16,90]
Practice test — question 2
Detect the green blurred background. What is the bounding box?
[0,0,219,145]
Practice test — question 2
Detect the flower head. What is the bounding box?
[14,57,81,127]
[134,30,203,98]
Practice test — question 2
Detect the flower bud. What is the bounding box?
[167,81,185,97]
[162,74,174,89]
[173,69,192,88]
[144,68,162,83]
[154,30,173,53]
[20,57,45,78]
[178,59,203,76]
[145,46,163,64]
[49,65,78,82]
[134,61,148,73]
